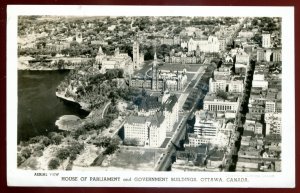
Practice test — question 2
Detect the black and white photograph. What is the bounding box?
[6,5,295,187]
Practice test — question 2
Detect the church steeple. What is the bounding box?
[98,46,104,55]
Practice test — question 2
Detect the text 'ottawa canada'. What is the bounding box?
[17,16,282,172]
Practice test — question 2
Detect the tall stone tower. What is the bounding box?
[133,41,140,69]
[152,52,158,90]
[262,33,271,48]
[95,46,105,64]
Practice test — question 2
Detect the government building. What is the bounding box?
[203,93,240,112]
[130,52,188,91]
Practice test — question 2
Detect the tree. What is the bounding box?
[94,136,111,148]
[57,59,65,70]
[21,147,31,159]
[56,148,70,160]
[17,154,25,166]
[75,126,88,138]
[41,136,51,147]
[51,51,57,57]
[48,158,60,170]
[51,134,64,145]
[103,143,119,155]
[123,138,139,146]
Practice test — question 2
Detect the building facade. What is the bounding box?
[95,46,133,75]
[124,113,166,147]
[262,33,271,48]
[133,40,144,69]
[203,94,240,112]
[187,36,220,53]
[265,112,281,136]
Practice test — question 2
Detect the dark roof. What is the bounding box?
[126,115,149,124]
[126,112,165,127]
[138,96,161,112]
[243,130,255,137]
[150,111,165,127]
[162,94,178,112]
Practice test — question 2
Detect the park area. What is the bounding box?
[100,146,165,171]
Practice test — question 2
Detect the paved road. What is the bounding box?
[155,59,211,171]
[101,101,111,119]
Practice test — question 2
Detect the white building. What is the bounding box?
[209,78,243,94]
[228,80,244,93]
[187,36,220,53]
[214,67,231,77]
[235,50,250,69]
[95,47,133,75]
[124,113,166,147]
[265,113,281,136]
[262,33,271,48]
[252,71,268,90]
[132,40,144,70]
[265,49,272,62]
[209,78,227,93]
[188,110,231,147]
[203,94,240,112]
[162,93,179,132]
[265,101,276,113]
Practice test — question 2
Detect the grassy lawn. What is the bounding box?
[159,63,202,72]
[107,147,165,170]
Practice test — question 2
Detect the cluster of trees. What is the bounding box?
[17,133,65,167]
[251,17,281,33]
[141,44,183,61]
[183,62,217,111]
[18,47,56,57]
[48,140,84,170]
[92,136,120,155]
[190,17,238,26]
[123,138,139,146]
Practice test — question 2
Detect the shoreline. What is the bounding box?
[55,91,91,112]
[55,115,82,131]
[18,65,75,71]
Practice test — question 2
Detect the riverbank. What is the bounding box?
[55,115,82,131]
[18,63,75,71]
[56,91,90,111]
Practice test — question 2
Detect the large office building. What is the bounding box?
[124,112,166,147]
[130,53,187,91]
[187,110,232,147]
[265,101,276,113]
[209,78,244,94]
[161,93,179,132]
[262,33,271,48]
[187,36,220,53]
[95,46,133,75]
[264,112,281,136]
[124,92,179,147]
[252,71,268,90]
[203,93,240,112]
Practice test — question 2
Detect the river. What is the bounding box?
[18,70,89,142]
